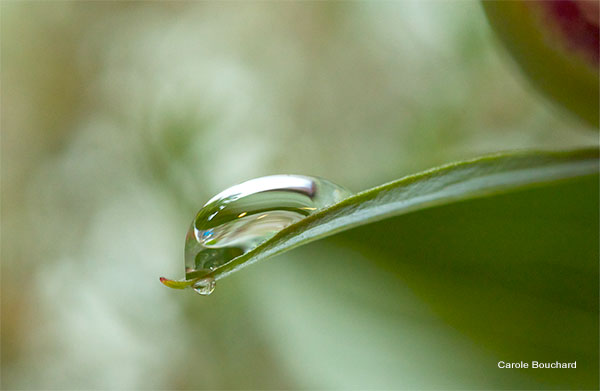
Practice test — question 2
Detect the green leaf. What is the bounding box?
[250,170,597,388]
[219,148,598,388]
[207,149,598,282]
[325,175,598,388]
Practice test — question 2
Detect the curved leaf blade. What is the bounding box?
[258,173,597,388]
[208,149,599,281]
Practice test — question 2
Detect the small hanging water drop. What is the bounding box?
[160,174,351,295]
[192,277,216,296]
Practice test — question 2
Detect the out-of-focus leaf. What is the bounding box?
[482,1,599,127]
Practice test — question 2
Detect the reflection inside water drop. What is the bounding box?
[184,175,351,280]
[192,277,216,296]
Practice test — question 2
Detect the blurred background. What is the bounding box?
[2,1,598,389]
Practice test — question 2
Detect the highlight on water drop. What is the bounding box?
[160,175,352,296]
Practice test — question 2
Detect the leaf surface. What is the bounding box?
[192,148,598,388]
[209,149,598,282]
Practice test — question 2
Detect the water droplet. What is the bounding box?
[184,175,351,279]
[192,277,216,296]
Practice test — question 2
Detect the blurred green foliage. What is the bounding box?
[1,1,598,389]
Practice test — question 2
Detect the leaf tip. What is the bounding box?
[160,276,181,289]
[159,276,196,290]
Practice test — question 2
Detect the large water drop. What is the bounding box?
[184,175,351,283]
